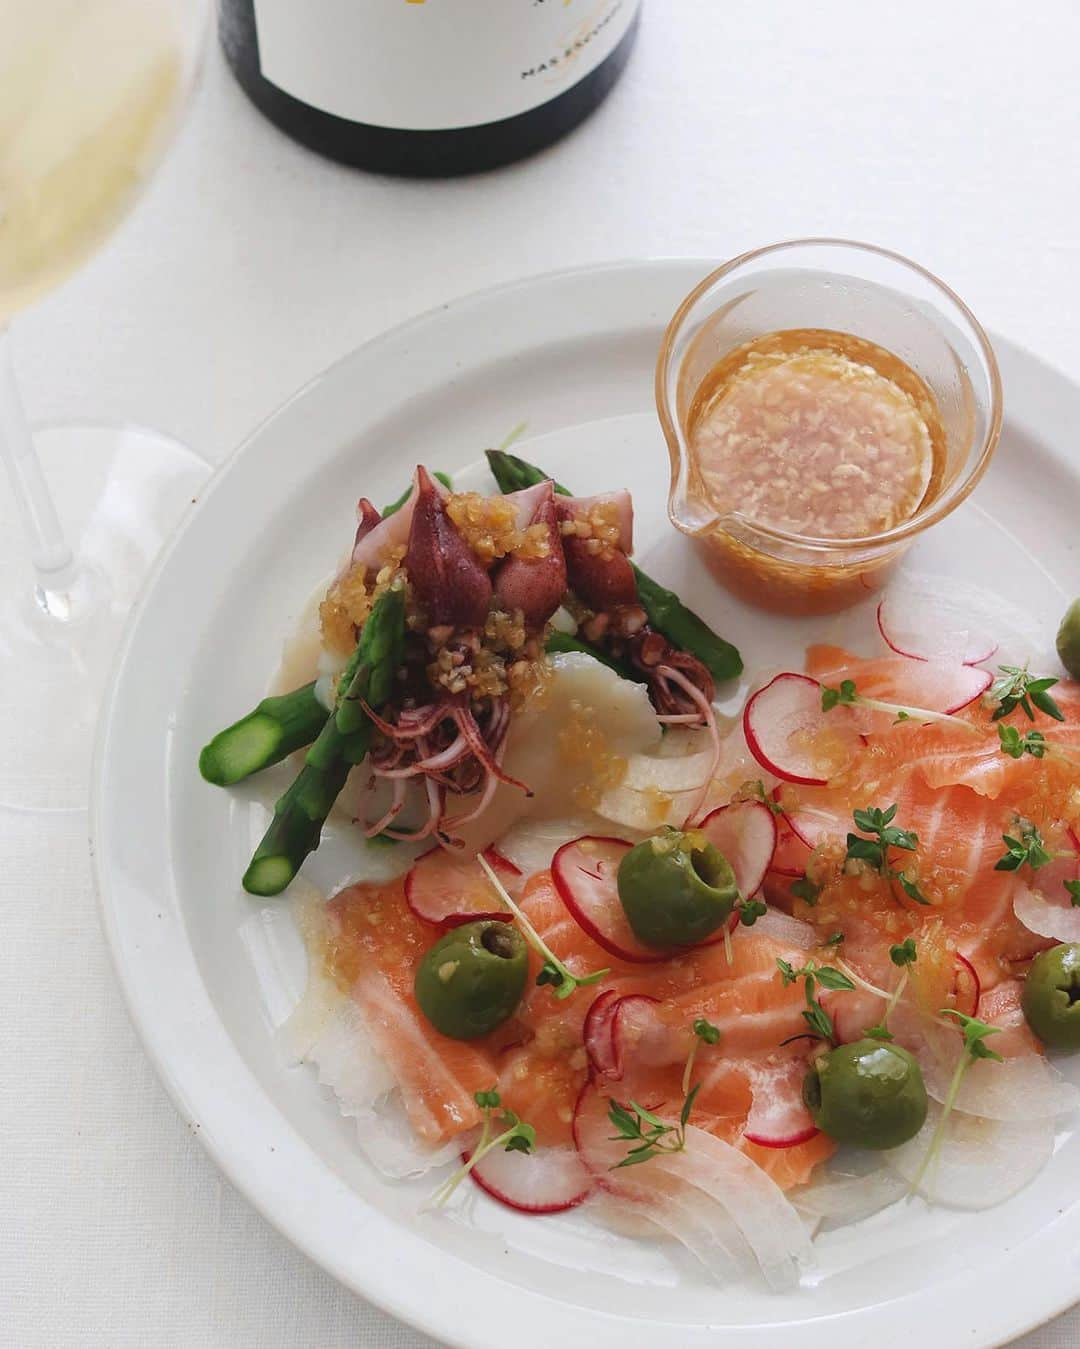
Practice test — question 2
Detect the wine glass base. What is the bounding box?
[0,423,210,814]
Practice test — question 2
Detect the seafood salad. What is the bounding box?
[201,448,1080,1293]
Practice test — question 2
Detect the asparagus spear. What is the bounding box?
[198,683,330,787]
[242,590,406,897]
[485,449,743,681]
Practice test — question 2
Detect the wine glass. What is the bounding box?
[0,0,211,812]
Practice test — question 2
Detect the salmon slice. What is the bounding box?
[325,882,499,1144]
[741,1132,836,1190]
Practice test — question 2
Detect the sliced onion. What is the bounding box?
[919,1047,1080,1121]
[1013,836,1080,941]
[618,748,718,794]
[743,673,860,786]
[573,1085,812,1291]
[468,1143,592,1214]
[697,800,778,898]
[792,1162,908,1223]
[591,1177,757,1286]
[884,1103,1054,1208]
[749,907,818,951]
[494,816,605,880]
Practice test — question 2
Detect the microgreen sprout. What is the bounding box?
[681,1017,722,1095]
[777,958,855,1046]
[424,1088,536,1210]
[610,1019,720,1168]
[836,941,917,1034]
[822,931,845,947]
[988,665,1064,723]
[1066,880,1080,907]
[736,898,768,926]
[907,1010,1002,1200]
[477,852,609,998]
[845,804,931,905]
[821,679,978,732]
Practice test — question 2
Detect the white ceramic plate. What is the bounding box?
[93,260,1080,1349]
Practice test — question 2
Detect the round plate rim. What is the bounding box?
[91,257,1080,1348]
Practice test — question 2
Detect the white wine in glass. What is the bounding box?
[0,0,210,812]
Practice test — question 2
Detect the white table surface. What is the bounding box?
[6,3,1080,1345]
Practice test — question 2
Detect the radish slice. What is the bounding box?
[877,590,997,666]
[551,836,663,963]
[404,845,521,926]
[467,1142,593,1214]
[697,801,778,898]
[951,952,981,1018]
[884,1104,1054,1208]
[919,1048,1080,1121]
[870,659,992,715]
[784,795,852,850]
[610,995,675,1078]
[770,810,812,877]
[744,1059,819,1148]
[743,673,860,786]
[583,989,620,1079]
[1013,832,1080,942]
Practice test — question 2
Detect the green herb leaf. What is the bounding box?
[790,875,822,905]
[822,931,845,947]
[777,957,797,987]
[893,870,931,905]
[814,966,857,992]
[1065,879,1080,907]
[864,1024,895,1041]
[990,665,1065,723]
[994,820,1053,874]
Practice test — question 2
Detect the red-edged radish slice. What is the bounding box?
[610,995,674,1079]
[697,800,778,898]
[743,673,860,786]
[743,1059,819,1149]
[405,845,521,926]
[467,1143,593,1214]
[552,836,664,963]
[770,808,812,878]
[951,952,981,1018]
[877,591,997,667]
[1013,828,1080,943]
[784,795,852,850]
[583,989,620,1079]
[877,659,992,714]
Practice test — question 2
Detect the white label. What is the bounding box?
[252,0,639,132]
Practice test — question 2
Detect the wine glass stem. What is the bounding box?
[0,325,80,599]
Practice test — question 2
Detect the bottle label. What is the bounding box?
[252,0,640,131]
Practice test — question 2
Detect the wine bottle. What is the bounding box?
[218,0,641,178]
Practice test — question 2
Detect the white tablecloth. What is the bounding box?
[6,3,1080,1344]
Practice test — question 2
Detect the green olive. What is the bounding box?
[802,1038,928,1150]
[414,919,527,1041]
[1057,599,1080,680]
[617,828,738,949]
[1022,942,1080,1051]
